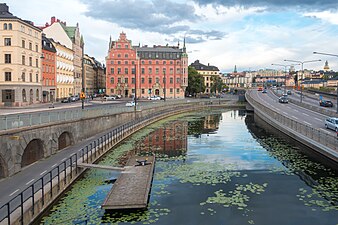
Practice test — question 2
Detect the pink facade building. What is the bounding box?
[106,32,188,99]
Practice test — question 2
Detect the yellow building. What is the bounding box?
[190,60,220,94]
[52,40,74,99]
[84,54,95,95]
[0,3,42,106]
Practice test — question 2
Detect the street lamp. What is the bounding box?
[163,70,166,102]
[313,51,338,114]
[133,64,137,113]
[284,59,321,103]
[271,63,300,95]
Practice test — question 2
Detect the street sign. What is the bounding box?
[80,92,86,99]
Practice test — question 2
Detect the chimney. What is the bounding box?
[51,16,56,24]
[0,3,9,13]
[45,22,49,27]
[208,63,210,66]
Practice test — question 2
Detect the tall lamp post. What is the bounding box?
[133,64,137,113]
[81,43,85,109]
[271,63,300,95]
[163,70,166,102]
[313,51,338,114]
[284,59,321,103]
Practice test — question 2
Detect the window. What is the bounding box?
[163,68,166,74]
[149,61,152,64]
[21,72,25,82]
[125,61,128,64]
[5,54,11,63]
[4,38,11,46]
[170,77,173,84]
[170,88,173,93]
[170,68,173,74]
[155,68,159,74]
[142,61,145,64]
[141,68,145,74]
[22,89,26,102]
[8,23,12,30]
[132,78,135,84]
[142,89,145,94]
[35,44,38,52]
[5,72,11,81]
[118,54,121,58]
[156,61,159,64]
[110,68,114,74]
[176,78,180,83]
[110,60,114,64]
[132,61,135,65]
[176,88,180,93]
[125,45,128,49]
[148,78,152,84]
[118,61,121,64]
[117,44,121,48]
[2,90,14,102]
[170,61,173,64]
[110,77,114,84]
[132,67,135,74]
[163,61,166,65]
[29,42,32,50]
[4,23,7,30]
[36,89,39,101]
[148,68,152,74]
[177,68,180,74]
[141,77,145,84]
[156,77,159,83]
[125,78,128,84]
[29,57,32,66]
[118,78,121,83]
[36,74,38,82]
[125,54,128,58]
[125,68,128,74]
[22,40,25,48]
[118,68,121,74]
[29,73,32,82]
[36,59,38,67]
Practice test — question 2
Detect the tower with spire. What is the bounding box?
[323,60,330,72]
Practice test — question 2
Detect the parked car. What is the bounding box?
[287,90,292,95]
[258,87,263,91]
[325,117,338,132]
[262,89,267,93]
[125,101,137,107]
[278,96,288,103]
[319,100,333,107]
[148,96,161,100]
[61,97,70,103]
[103,95,116,101]
[70,96,77,102]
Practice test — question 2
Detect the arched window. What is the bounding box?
[3,23,7,30]
[36,89,39,101]
[8,23,12,30]
[22,89,27,102]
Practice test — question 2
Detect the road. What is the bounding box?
[252,89,336,136]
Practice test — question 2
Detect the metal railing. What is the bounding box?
[246,91,338,153]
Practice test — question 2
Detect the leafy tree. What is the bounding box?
[210,76,224,94]
[186,66,205,96]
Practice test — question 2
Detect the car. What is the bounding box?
[258,87,263,91]
[262,89,267,93]
[148,96,161,100]
[61,97,70,103]
[287,90,292,95]
[125,101,137,107]
[70,96,77,102]
[278,96,288,103]
[103,95,116,101]
[325,117,338,132]
[319,100,333,107]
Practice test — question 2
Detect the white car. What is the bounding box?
[125,101,137,107]
[148,96,161,100]
[325,117,338,132]
[103,95,116,101]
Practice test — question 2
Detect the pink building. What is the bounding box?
[106,32,188,99]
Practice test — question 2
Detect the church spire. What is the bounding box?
[109,35,112,49]
[324,60,330,71]
[234,65,237,73]
[183,36,186,53]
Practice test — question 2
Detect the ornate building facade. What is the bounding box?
[190,60,220,94]
[0,3,43,106]
[41,34,56,102]
[106,32,188,99]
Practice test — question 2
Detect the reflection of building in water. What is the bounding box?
[137,121,188,157]
[203,114,220,133]
[238,109,246,117]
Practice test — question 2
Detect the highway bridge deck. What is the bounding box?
[102,155,155,210]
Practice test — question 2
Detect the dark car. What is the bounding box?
[278,96,288,103]
[262,89,267,93]
[319,100,333,107]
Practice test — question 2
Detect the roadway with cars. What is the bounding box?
[254,88,337,136]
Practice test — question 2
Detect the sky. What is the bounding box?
[4,0,338,73]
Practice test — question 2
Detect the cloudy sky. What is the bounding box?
[5,0,338,72]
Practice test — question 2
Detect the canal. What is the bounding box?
[37,109,338,225]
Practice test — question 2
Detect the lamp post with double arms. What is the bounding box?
[134,64,137,113]
[163,70,166,102]
[284,59,321,103]
[313,51,338,114]
[271,63,300,95]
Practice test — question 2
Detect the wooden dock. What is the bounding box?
[102,155,155,210]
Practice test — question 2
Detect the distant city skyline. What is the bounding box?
[5,0,338,72]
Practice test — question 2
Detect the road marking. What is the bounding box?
[283,112,288,115]
[294,109,299,112]
[9,189,19,196]
[51,164,57,168]
[320,128,332,134]
[315,118,322,121]
[40,170,47,175]
[292,116,298,120]
[304,121,311,126]
[26,179,35,185]
[302,113,309,116]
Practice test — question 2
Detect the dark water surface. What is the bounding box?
[39,110,338,225]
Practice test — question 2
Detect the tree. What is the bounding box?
[186,66,205,97]
[210,76,224,94]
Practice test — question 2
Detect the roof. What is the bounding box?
[190,60,219,71]
[0,3,17,19]
[301,79,325,84]
[134,46,184,60]
[42,35,56,53]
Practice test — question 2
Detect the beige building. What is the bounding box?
[0,3,42,106]
[84,54,95,95]
[42,17,83,96]
[52,40,74,99]
[190,60,221,94]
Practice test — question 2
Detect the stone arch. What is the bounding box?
[0,154,8,178]
[58,132,72,150]
[21,139,44,168]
